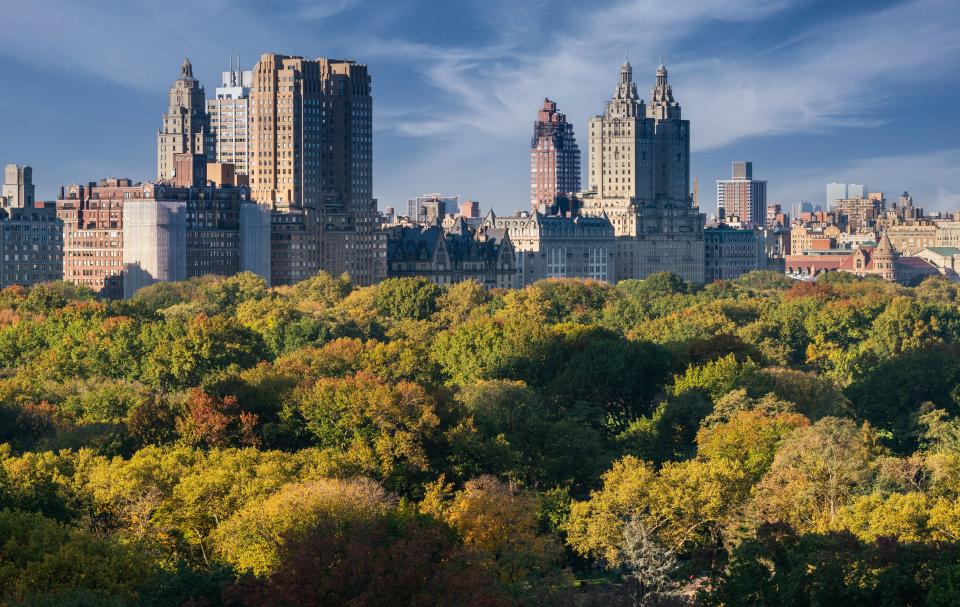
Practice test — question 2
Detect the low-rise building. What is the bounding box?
[837,234,938,284]
[785,249,853,278]
[916,246,960,280]
[482,210,616,285]
[385,219,517,289]
[704,224,767,282]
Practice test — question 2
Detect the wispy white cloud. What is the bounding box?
[365,0,960,206]
[296,0,361,19]
[372,0,958,150]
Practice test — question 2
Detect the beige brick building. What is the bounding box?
[248,54,378,285]
[157,59,213,181]
[580,61,704,283]
[885,221,937,255]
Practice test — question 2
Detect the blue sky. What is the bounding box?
[2,0,959,215]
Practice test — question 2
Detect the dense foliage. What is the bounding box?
[2,271,960,605]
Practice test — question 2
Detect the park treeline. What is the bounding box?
[3,271,960,606]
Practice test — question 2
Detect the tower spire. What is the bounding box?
[180,57,193,79]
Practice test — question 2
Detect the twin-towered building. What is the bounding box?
[479,60,707,288]
[532,61,705,283]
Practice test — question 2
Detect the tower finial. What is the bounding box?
[181,57,193,79]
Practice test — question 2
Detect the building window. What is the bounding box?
[589,247,608,281]
[547,247,566,278]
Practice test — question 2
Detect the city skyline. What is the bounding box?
[1,0,959,212]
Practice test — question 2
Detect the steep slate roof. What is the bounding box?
[387,223,511,266]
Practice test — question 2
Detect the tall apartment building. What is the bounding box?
[59,160,270,299]
[716,161,767,226]
[57,178,139,298]
[0,204,63,288]
[530,98,581,213]
[208,59,252,175]
[157,59,214,181]
[321,58,377,284]
[248,54,377,285]
[580,61,704,283]
[482,210,616,286]
[2,164,36,208]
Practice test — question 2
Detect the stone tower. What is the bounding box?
[872,232,897,281]
[581,61,703,283]
[157,58,213,181]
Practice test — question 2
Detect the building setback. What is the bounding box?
[580,61,704,283]
[530,99,581,214]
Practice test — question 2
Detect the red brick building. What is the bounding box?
[530,99,580,214]
[56,178,143,299]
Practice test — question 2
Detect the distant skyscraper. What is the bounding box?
[826,182,848,206]
[530,98,581,213]
[2,164,35,208]
[716,161,767,226]
[460,199,480,218]
[157,59,213,181]
[208,58,252,175]
[407,193,457,224]
[848,183,866,199]
[792,200,814,219]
